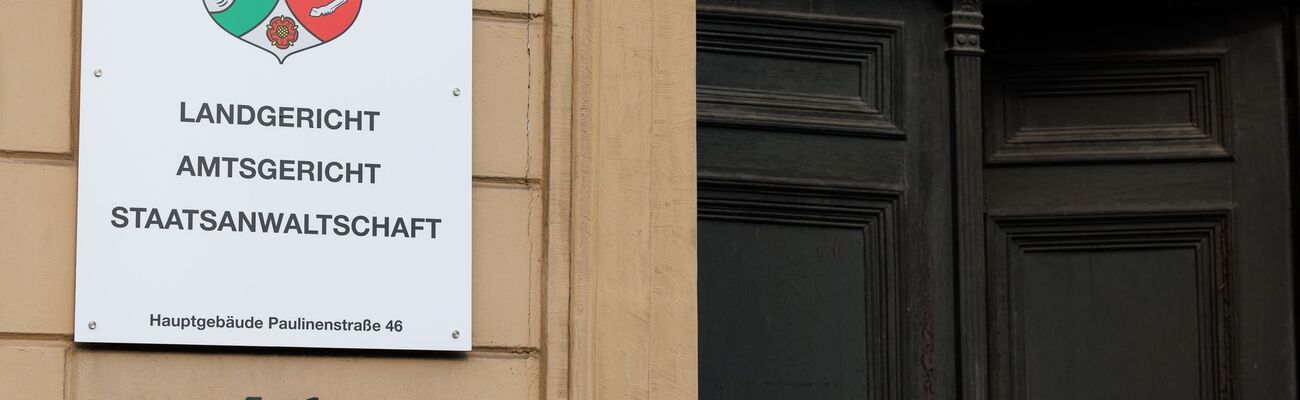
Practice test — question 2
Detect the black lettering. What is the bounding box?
[285,214,303,234]
[259,212,284,232]
[392,217,409,238]
[238,212,256,232]
[176,156,194,176]
[297,108,314,129]
[324,109,343,129]
[428,218,441,238]
[216,103,235,124]
[200,210,217,230]
[316,214,332,234]
[258,159,277,180]
[195,103,214,123]
[303,213,319,235]
[239,158,257,179]
[352,216,370,236]
[180,102,196,123]
[298,160,316,181]
[196,156,220,177]
[237,104,256,125]
[111,206,129,228]
[257,106,276,126]
[145,208,164,229]
[278,107,293,127]
[366,163,380,184]
[333,215,350,235]
[325,162,343,182]
[217,211,237,231]
[345,163,364,183]
[279,159,294,181]
[221,157,238,177]
[129,207,147,228]
[164,209,183,229]
[364,111,380,131]
[182,209,200,228]
[345,110,363,131]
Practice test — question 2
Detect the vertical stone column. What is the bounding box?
[568,0,699,398]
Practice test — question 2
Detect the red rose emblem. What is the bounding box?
[266,16,300,50]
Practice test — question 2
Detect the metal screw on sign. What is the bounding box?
[88,321,97,330]
[93,69,103,77]
[452,330,461,339]
[452,88,461,97]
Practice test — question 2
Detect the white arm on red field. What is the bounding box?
[310,0,348,17]
[204,0,234,13]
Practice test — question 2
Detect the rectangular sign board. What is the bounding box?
[75,0,472,351]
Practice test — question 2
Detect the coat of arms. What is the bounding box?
[204,0,361,63]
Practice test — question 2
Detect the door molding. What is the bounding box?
[696,6,906,138]
[986,210,1234,399]
[948,1,988,399]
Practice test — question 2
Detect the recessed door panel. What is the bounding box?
[698,0,953,398]
[981,6,1293,399]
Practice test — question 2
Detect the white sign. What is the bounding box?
[75,0,472,351]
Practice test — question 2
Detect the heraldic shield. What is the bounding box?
[204,0,361,63]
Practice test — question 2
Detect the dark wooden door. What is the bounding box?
[698,2,1297,400]
[975,5,1295,399]
[696,0,954,398]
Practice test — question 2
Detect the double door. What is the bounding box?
[698,1,1296,398]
